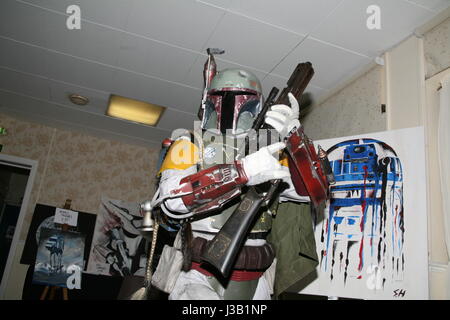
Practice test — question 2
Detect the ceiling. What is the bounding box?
[0,0,449,148]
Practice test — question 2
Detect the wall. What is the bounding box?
[302,65,386,141]
[0,113,159,240]
[385,36,426,130]
[0,112,159,298]
[424,17,450,79]
[0,114,159,240]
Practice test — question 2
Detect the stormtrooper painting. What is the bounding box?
[87,196,147,277]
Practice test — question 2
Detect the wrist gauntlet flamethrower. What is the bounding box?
[169,161,249,216]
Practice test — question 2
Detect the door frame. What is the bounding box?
[0,153,38,299]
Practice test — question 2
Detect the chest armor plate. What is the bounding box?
[199,132,273,233]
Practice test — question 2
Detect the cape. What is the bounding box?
[267,201,319,299]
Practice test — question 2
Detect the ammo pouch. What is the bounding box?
[191,237,275,271]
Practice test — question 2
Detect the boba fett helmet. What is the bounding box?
[201,68,263,134]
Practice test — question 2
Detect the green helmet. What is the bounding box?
[202,68,263,134]
[209,69,262,94]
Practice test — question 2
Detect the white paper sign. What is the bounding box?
[54,208,79,226]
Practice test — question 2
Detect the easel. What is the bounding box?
[40,199,72,300]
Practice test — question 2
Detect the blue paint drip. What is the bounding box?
[324,204,336,272]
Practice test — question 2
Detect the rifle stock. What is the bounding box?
[200,187,265,277]
[200,62,315,278]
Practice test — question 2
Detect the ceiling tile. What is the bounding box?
[0,37,49,76]
[227,0,342,35]
[125,0,226,51]
[0,0,53,47]
[157,109,197,133]
[262,73,328,107]
[48,17,122,67]
[111,69,201,116]
[196,0,233,9]
[406,0,450,12]
[116,33,198,84]
[261,73,289,97]
[203,12,305,72]
[310,0,436,57]
[46,51,116,92]
[166,85,203,115]
[271,37,371,89]
[0,68,50,100]
[111,70,170,109]
[20,0,133,29]
[0,0,122,66]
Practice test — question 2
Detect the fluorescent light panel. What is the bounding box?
[107,94,165,126]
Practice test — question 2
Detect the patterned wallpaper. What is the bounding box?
[424,17,450,79]
[302,65,386,141]
[0,113,159,240]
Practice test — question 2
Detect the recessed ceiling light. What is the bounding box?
[106,94,165,126]
[68,93,89,106]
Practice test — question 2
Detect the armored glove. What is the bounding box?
[241,142,290,186]
[264,92,300,140]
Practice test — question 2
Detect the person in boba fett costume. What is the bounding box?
[146,50,322,300]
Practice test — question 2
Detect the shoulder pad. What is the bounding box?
[159,138,200,173]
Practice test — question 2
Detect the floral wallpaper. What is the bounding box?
[302,65,386,141]
[0,113,159,241]
[424,17,450,79]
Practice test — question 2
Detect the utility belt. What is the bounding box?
[190,237,275,271]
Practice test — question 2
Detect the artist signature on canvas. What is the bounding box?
[393,289,406,298]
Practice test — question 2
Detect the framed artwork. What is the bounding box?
[32,228,85,288]
[21,204,96,267]
[86,196,147,277]
[299,126,428,300]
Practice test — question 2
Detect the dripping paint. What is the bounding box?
[299,127,428,300]
[322,138,403,284]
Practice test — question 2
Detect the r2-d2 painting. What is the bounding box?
[318,138,404,288]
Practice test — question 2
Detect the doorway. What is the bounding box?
[0,154,38,298]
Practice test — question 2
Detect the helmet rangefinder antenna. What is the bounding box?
[199,48,225,121]
[204,48,224,89]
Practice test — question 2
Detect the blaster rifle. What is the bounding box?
[200,62,316,278]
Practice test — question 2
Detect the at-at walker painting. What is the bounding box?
[32,228,85,288]
[299,127,428,300]
[45,233,65,274]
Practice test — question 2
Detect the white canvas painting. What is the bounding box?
[86,196,146,277]
[299,127,428,300]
